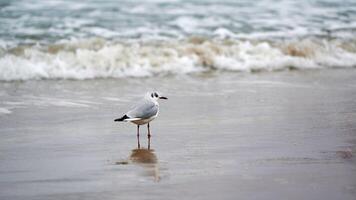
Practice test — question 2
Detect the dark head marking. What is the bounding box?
[151,93,154,98]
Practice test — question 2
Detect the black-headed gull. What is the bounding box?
[114,92,167,137]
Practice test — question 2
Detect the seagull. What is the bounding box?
[114,92,167,138]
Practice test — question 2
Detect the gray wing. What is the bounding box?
[127,99,158,119]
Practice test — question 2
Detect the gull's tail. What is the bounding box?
[114,115,129,122]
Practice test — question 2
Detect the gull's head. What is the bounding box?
[147,92,168,101]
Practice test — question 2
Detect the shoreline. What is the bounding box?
[0,69,355,200]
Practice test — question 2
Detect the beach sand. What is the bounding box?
[0,69,356,200]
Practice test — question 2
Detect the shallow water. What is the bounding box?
[0,69,355,200]
[1,0,356,44]
[1,0,356,81]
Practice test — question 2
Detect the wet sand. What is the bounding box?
[0,69,356,200]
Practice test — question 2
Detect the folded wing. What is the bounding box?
[127,100,158,119]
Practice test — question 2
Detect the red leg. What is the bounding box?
[148,135,151,150]
[137,125,140,149]
[147,123,151,138]
[147,123,151,149]
[137,125,140,137]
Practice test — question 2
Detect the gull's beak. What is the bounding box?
[159,96,168,100]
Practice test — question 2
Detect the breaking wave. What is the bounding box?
[1,37,356,81]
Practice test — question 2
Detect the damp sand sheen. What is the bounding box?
[1,70,356,200]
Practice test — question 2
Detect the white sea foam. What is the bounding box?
[0,38,355,81]
[0,107,12,115]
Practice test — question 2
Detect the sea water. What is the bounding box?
[0,0,356,80]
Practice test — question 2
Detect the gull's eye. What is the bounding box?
[154,93,158,97]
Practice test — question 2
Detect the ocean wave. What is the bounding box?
[0,37,356,81]
[0,107,12,115]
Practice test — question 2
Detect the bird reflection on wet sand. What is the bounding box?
[131,135,161,182]
[116,135,160,182]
